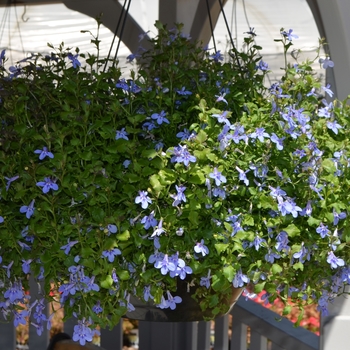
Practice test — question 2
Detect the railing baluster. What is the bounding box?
[250,329,267,350]
[230,318,248,350]
[138,321,199,350]
[197,321,211,350]
[0,322,16,350]
[101,322,123,350]
[214,315,229,350]
[63,317,76,337]
[28,276,49,350]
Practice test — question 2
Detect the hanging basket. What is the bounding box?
[124,279,242,322]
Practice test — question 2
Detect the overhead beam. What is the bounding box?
[306,0,350,99]
[62,0,152,55]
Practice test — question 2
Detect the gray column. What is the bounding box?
[320,287,350,350]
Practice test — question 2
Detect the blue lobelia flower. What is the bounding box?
[232,269,250,288]
[92,301,103,314]
[327,251,345,269]
[13,310,29,327]
[36,177,58,193]
[176,87,192,96]
[249,127,270,142]
[143,285,154,301]
[135,190,152,209]
[154,254,176,275]
[115,128,129,140]
[236,166,250,186]
[322,83,334,97]
[293,244,310,263]
[333,208,346,225]
[270,133,285,150]
[194,239,209,256]
[256,60,269,71]
[264,249,281,263]
[21,259,33,274]
[67,53,81,69]
[200,269,212,289]
[250,235,266,251]
[151,218,166,237]
[72,320,93,346]
[209,50,224,62]
[319,57,334,69]
[281,29,298,41]
[20,199,35,219]
[209,168,227,186]
[170,185,187,206]
[60,238,79,255]
[169,145,196,167]
[327,120,342,134]
[102,248,122,263]
[316,223,330,238]
[5,175,19,191]
[141,211,157,230]
[34,147,54,160]
[151,110,169,125]
[166,291,182,310]
[275,231,290,253]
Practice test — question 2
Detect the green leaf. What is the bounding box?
[211,274,227,292]
[193,149,209,161]
[142,149,158,160]
[80,151,93,161]
[284,224,301,238]
[100,275,113,289]
[322,158,336,173]
[116,230,130,241]
[272,263,283,274]
[215,243,229,254]
[223,265,235,282]
[149,174,164,194]
[206,152,218,162]
[208,294,219,308]
[254,282,265,293]
[293,262,304,271]
[282,304,292,315]
[81,247,94,258]
[243,215,254,226]
[196,129,208,143]
[92,207,106,223]
[119,270,130,281]
[70,138,81,146]
[188,171,205,184]
[158,169,177,185]
[188,211,199,226]
[307,216,321,227]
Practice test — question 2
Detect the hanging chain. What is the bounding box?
[205,0,217,53]
[217,0,242,70]
[112,0,132,66]
[104,0,131,72]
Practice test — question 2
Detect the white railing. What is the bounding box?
[0,296,319,350]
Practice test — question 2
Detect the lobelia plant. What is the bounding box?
[0,20,350,343]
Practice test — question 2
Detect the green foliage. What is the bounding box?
[0,22,349,334]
